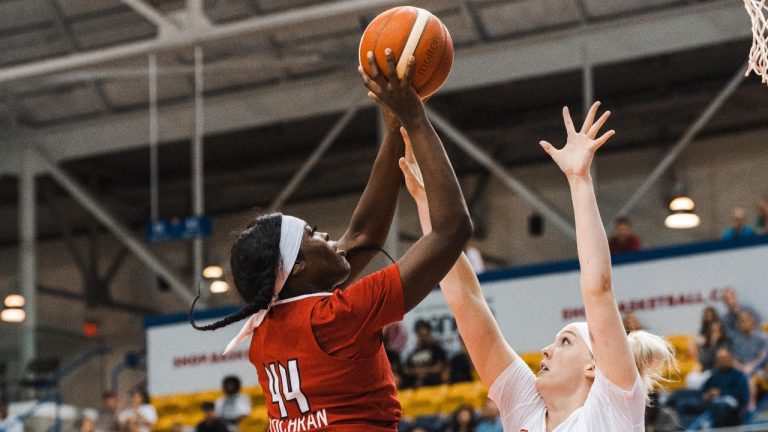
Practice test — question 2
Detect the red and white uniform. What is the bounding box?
[489,358,645,431]
[249,264,404,432]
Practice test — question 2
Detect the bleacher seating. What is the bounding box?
[151,333,708,431]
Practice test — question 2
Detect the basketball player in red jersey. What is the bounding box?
[191,50,472,432]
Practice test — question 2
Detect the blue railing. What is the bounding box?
[110,350,146,394]
[14,345,108,432]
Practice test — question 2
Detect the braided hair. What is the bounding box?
[190,213,283,331]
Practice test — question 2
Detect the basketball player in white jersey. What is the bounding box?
[400,102,676,431]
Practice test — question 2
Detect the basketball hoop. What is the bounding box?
[744,0,768,84]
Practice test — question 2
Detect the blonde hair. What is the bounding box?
[627,330,678,402]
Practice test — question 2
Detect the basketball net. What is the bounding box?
[744,0,768,84]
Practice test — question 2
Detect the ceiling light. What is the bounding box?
[210,280,230,294]
[4,294,25,308]
[665,212,701,229]
[202,265,224,279]
[669,196,695,211]
[1,307,25,323]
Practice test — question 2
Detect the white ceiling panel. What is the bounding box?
[70,11,155,49]
[203,64,281,92]
[20,85,104,122]
[0,28,70,66]
[204,0,256,23]
[583,0,681,18]
[53,0,124,18]
[179,39,274,64]
[285,59,337,77]
[479,0,582,37]
[0,0,53,31]
[272,15,361,44]
[288,33,360,62]
[102,75,190,108]
[257,0,333,13]
[440,12,479,46]
[0,103,10,127]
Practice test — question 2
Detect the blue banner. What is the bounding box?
[144,215,212,243]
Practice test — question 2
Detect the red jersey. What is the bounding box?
[249,264,404,432]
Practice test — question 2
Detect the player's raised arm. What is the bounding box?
[539,102,637,390]
[336,56,405,284]
[359,51,472,312]
[398,133,516,387]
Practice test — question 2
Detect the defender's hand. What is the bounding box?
[397,127,426,202]
[539,101,614,180]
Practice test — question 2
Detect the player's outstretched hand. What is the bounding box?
[397,127,426,202]
[358,49,424,124]
[539,101,614,180]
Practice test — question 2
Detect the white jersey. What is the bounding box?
[215,393,252,432]
[117,405,157,432]
[488,358,645,432]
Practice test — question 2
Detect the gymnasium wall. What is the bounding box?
[0,123,765,407]
[145,236,768,396]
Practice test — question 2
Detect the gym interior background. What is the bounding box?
[0,0,766,430]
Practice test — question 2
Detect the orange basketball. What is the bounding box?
[359,6,454,99]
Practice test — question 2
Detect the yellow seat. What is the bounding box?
[439,380,487,413]
[401,385,443,417]
[520,352,543,373]
[157,379,489,429]
[667,334,694,362]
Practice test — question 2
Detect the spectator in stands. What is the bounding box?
[732,310,768,374]
[95,391,119,432]
[686,318,731,390]
[444,338,474,384]
[697,320,731,372]
[732,310,768,410]
[690,306,719,357]
[622,312,645,333]
[444,405,478,432]
[403,320,447,388]
[721,207,756,240]
[475,400,502,432]
[406,416,444,432]
[721,287,762,337]
[117,388,157,432]
[0,400,22,432]
[698,306,720,337]
[78,413,97,432]
[608,217,641,253]
[214,376,251,432]
[196,401,228,432]
[464,245,485,274]
[702,347,749,427]
[757,195,768,234]
[644,392,680,432]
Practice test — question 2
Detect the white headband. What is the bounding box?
[564,321,593,354]
[273,215,306,297]
[223,215,306,354]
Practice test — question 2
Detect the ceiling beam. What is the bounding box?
[45,0,113,115]
[0,0,750,175]
[120,0,180,35]
[0,0,405,85]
